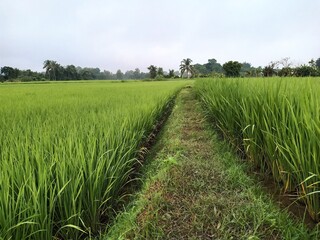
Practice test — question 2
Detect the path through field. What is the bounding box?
[106,87,316,239]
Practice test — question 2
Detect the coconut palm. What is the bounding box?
[180,58,195,78]
[43,60,59,80]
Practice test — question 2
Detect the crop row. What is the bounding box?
[0,81,185,239]
[195,77,320,222]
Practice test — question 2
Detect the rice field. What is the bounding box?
[195,77,320,222]
[0,80,186,239]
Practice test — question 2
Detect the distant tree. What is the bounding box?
[124,70,134,79]
[276,58,293,77]
[78,67,102,80]
[96,71,106,79]
[133,68,141,79]
[256,66,263,76]
[157,67,164,77]
[222,61,242,77]
[43,60,52,79]
[0,66,19,80]
[80,70,94,80]
[65,65,79,80]
[278,67,293,77]
[240,62,253,76]
[205,58,223,73]
[180,58,195,78]
[192,58,223,76]
[141,72,149,79]
[240,62,251,72]
[43,60,60,80]
[18,69,44,81]
[116,69,124,80]
[148,65,157,79]
[263,66,274,77]
[279,57,292,68]
[193,63,208,76]
[24,69,33,77]
[245,67,264,77]
[243,69,253,77]
[309,59,317,69]
[295,65,318,77]
[263,61,278,77]
[103,70,114,80]
[168,69,175,78]
[94,68,101,76]
[316,58,320,68]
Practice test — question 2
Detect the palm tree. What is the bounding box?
[180,58,195,78]
[148,65,157,79]
[43,60,59,80]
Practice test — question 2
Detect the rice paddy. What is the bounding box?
[0,80,186,239]
[195,77,320,223]
[2,77,320,239]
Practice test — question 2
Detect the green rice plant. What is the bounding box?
[0,80,186,239]
[195,77,320,222]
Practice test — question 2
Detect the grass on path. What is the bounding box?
[105,88,319,239]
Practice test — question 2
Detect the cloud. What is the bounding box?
[0,0,319,72]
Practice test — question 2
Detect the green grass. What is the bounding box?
[195,77,320,222]
[0,80,187,239]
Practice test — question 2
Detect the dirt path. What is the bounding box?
[106,88,316,239]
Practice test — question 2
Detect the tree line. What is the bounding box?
[0,60,181,82]
[42,60,154,81]
[191,57,320,78]
[0,61,153,82]
[1,57,320,82]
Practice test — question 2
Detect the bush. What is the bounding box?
[294,65,318,77]
[155,75,165,81]
[222,61,242,77]
[278,67,294,77]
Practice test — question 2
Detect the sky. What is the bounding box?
[1,0,320,73]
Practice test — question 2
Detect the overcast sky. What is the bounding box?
[1,0,319,72]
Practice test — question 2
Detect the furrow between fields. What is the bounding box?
[106,87,318,239]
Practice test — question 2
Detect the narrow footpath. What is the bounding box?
[105,88,317,240]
